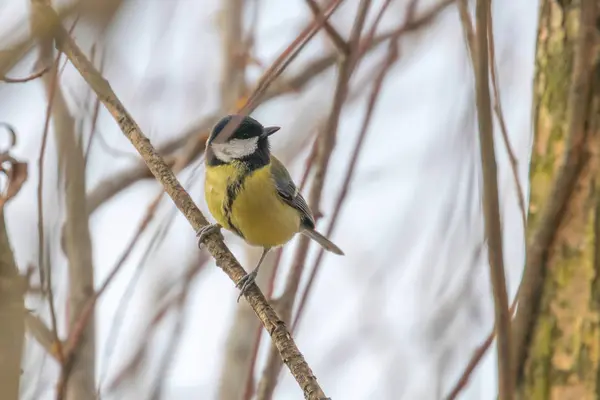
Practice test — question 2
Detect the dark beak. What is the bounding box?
[262,126,280,138]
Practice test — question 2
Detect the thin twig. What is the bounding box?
[37,51,63,366]
[294,4,403,333]
[446,295,519,400]
[256,1,373,398]
[487,8,527,230]
[472,0,513,397]
[97,206,176,395]
[447,8,528,392]
[104,155,211,396]
[1,65,50,83]
[99,128,205,396]
[36,4,329,398]
[149,254,210,399]
[451,4,526,394]
[305,0,349,54]
[32,5,94,397]
[215,2,255,391]
[214,0,254,392]
[243,137,319,400]
[219,0,247,111]
[25,313,60,360]
[214,0,346,146]
[84,29,401,215]
[0,0,92,79]
[84,47,106,165]
[60,195,161,361]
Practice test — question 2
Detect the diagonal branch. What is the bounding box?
[35,4,329,399]
[304,0,349,54]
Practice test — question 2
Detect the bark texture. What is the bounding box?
[518,0,600,398]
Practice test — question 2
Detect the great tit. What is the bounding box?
[197,115,344,300]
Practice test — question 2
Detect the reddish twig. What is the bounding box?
[97,206,177,395]
[213,0,346,146]
[243,133,319,400]
[305,0,349,54]
[359,0,394,56]
[294,3,404,333]
[241,248,283,400]
[149,254,210,399]
[61,195,162,360]
[446,299,518,400]
[1,65,50,83]
[487,8,526,230]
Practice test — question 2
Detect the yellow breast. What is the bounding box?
[204,162,300,248]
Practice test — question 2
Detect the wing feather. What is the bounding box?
[270,157,315,228]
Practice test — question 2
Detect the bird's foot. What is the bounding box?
[196,223,222,249]
[236,269,258,303]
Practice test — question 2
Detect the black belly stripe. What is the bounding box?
[223,165,254,238]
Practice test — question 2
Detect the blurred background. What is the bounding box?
[0,0,539,399]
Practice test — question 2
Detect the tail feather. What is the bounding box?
[301,229,344,255]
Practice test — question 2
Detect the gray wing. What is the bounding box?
[270,156,315,228]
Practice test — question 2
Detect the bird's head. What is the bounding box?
[207,115,280,164]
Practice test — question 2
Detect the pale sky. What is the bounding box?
[0,0,537,399]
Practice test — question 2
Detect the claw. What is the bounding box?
[235,247,269,303]
[196,223,222,249]
[236,269,258,303]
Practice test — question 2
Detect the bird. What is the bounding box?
[197,114,344,301]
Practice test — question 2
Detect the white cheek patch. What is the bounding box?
[212,137,259,162]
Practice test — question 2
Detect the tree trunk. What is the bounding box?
[518,0,600,398]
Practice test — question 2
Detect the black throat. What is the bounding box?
[206,137,271,171]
